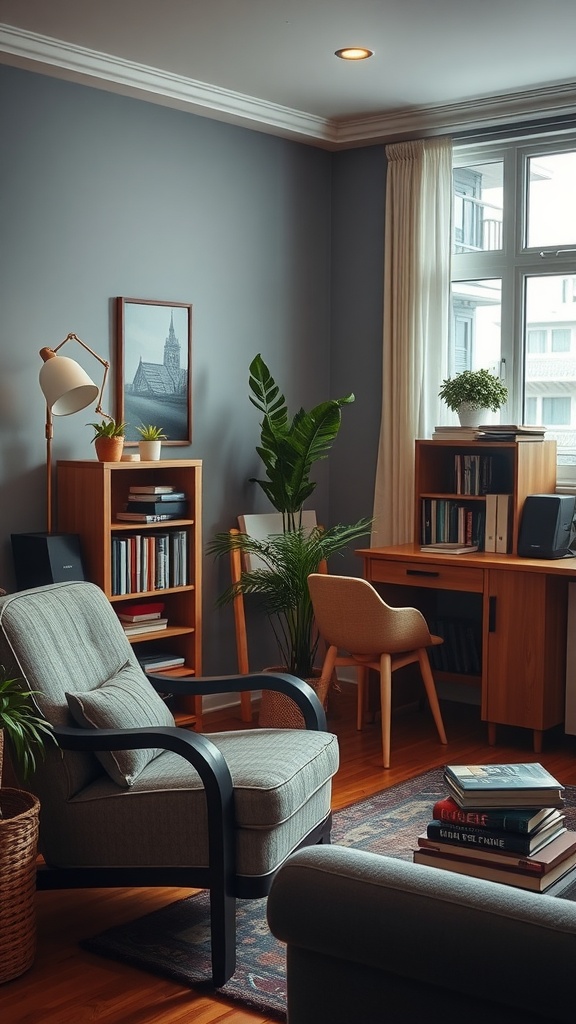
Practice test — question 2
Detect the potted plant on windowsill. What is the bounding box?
[87,418,127,462]
[0,667,53,983]
[136,423,167,462]
[438,369,508,428]
[208,354,371,725]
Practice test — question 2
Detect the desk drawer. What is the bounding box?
[368,559,484,593]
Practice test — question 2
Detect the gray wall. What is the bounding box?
[0,63,385,674]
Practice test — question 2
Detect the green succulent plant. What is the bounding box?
[0,669,53,780]
[136,423,167,440]
[87,418,127,440]
[438,369,508,412]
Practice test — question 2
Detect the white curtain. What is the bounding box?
[371,137,453,547]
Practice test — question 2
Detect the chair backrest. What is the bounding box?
[307,574,432,656]
[0,581,141,803]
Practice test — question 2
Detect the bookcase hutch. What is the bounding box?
[358,438,576,753]
[56,459,203,728]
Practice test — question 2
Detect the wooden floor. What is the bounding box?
[3,685,576,1023]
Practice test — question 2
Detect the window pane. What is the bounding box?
[527,329,546,353]
[450,279,502,377]
[526,151,576,249]
[524,275,576,454]
[453,162,503,254]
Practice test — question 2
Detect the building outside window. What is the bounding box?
[451,138,576,482]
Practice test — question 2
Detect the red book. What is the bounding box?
[431,795,560,835]
[117,601,165,622]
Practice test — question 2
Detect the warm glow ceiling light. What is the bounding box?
[334,47,374,60]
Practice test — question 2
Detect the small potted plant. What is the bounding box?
[87,419,127,462]
[438,369,508,427]
[0,668,53,983]
[136,423,167,462]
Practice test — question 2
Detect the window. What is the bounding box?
[452,138,576,482]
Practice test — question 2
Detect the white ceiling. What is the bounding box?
[1,0,576,148]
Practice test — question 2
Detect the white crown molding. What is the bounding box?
[1,24,576,150]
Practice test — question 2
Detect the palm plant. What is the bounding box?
[209,354,371,680]
[209,523,371,679]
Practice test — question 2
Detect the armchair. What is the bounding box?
[0,581,339,986]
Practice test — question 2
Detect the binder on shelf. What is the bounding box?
[496,494,511,553]
[484,494,498,552]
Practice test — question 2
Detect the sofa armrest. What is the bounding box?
[267,845,576,1023]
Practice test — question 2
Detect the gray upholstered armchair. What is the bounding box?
[0,581,339,986]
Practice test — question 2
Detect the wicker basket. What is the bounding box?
[258,668,331,729]
[0,788,40,984]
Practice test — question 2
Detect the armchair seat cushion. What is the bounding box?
[39,728,339,877]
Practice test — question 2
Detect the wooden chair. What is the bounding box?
[307,573,447,768]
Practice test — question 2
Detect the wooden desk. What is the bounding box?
[357,543,576,752]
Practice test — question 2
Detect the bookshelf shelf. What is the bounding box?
[56,459,203,728]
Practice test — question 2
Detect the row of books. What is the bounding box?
[117,484,189,523]
[428,617,481,676]
[111,529,188,595]
[452,453,505,495]
[421,498,486,549]
[414,763,576,894]
[420,493,511,553]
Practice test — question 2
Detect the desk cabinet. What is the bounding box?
[359,545,575,751]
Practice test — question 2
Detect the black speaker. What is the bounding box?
[11,533,86,590]
[517,494,576,559]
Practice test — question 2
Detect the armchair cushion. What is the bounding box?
[65,661,175,786]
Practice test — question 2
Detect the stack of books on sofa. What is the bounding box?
[414,763,576,893]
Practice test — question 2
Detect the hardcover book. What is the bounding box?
[128,492,186,503]
[417,828,576,875]
[125,501,188,515]
[425,817,566,856]
[431,796,561,834]
[129,485,177,494]
[413,847,576,892]
[444,763,564,809]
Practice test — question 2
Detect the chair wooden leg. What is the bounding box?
[210,887,237,987]
[379,653,392,769]
[417,648,448,745]
[356,665,368,731]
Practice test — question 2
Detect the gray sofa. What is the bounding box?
[267,845,576,1023]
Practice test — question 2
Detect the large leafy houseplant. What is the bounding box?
[208,354,371,680]
[0,668,53,811]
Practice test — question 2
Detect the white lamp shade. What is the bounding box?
[39,355,99,415]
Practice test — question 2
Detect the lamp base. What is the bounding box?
[11,533,85,591]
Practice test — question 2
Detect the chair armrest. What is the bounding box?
[267,845,576,1023]
[146,670,327,730]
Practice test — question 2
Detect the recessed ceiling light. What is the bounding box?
[334,47,374,61]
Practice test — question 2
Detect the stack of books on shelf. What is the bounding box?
[137,650,186,674]
[478,424,546,442]
[117,484,189,522]
[116,600,168,637]
[111,529,188,594]
[414,763,576,893]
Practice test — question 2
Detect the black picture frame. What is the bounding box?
[116,297,192,445]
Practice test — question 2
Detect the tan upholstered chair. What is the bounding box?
[307,573,447,768]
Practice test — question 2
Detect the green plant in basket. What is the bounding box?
[0,668,53,783]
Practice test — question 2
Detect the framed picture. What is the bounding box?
[116,297,192,445]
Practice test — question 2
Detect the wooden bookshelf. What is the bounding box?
[56,459,203,728]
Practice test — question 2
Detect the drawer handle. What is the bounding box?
[406,569,440,578]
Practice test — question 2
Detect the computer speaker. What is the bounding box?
[517,494,576,559]
[11,533,86,590]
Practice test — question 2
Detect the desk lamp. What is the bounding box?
[39,333,110,533]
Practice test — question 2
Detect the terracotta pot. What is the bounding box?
[94,436,124,462]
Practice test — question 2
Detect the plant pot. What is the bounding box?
[138,440,162,461]
[258,667,330,730]
[94,436,124,462]
[457,403,489,428]
[0,788,40,984]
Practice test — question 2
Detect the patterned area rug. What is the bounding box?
[82,767,576,1021]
